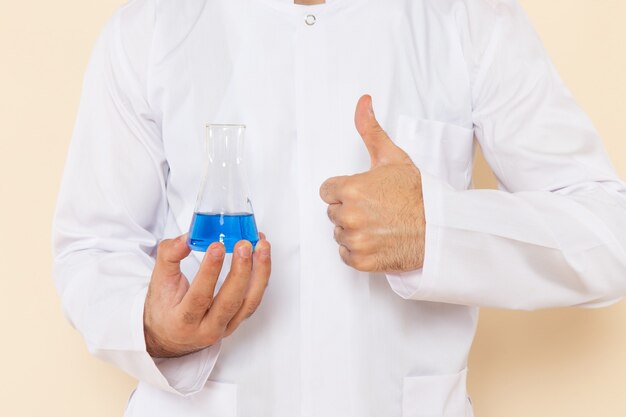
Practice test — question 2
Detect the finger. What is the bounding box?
[155,234,191,278]
[224,239,272,337]
[203,240,254,332]
[331,204,361,230]
[347,252,377,272]
[178,242,225,322]
[337,245,374,271]
[259,232,267,241]
[327,203,342,226]
[319,176,349,204]
[354,95,406,167]
[333,226,345,246]
[338,244,352,266]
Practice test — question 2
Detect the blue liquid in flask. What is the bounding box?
[188,212,259,253]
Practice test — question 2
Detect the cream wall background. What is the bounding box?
[0,0,625,416]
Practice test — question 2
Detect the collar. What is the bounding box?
[258,0,347,15]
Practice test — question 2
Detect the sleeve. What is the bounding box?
[386,0,626,310]
[52,1,219,396]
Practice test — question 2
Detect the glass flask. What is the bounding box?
[188,124,259,253]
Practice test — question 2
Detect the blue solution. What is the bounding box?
[188,212,259,253]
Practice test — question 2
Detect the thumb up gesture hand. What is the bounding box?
[319,95,426,273]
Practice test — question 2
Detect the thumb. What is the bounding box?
[355,95,406,167]
[155,233,191,278]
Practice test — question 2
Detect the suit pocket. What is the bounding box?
[125,380,237,417]
[402,368,470,417]
[393,115,475,190]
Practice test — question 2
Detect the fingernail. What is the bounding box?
[368,97,375,116]
[238,244,252,258]
[209,247,223,260]
[177,234,188,245]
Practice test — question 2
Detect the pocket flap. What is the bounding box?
[403,368,469,417]
[394,115,475,190]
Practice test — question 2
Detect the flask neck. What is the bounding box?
[195,124,252,215]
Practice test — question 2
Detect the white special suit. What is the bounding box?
[52,0,626,416]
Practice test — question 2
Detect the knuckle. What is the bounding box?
[343,183,361,201]
[346,232,365,249]
[156,240,169,259]
[191,293,213,310]
[215,311,232,327]
[245,299,262,318]
[233,251,253,269]
[180,310,198,325]
[223,324,236,338]
[202,329,223,346]
[215,299,243,326]
[342,212,360,229]
[224,298,243,315]
[244,307,256,320]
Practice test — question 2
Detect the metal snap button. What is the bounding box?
[305,14,316,26]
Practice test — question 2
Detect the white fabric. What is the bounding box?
[52,0,626,416]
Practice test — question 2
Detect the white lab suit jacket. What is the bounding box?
[52,0,626,416]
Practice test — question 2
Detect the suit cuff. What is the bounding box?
[95,286,221,397]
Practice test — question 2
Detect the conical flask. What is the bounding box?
[188,124,259,253]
